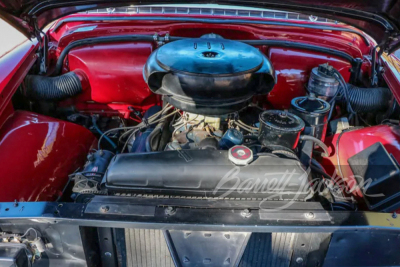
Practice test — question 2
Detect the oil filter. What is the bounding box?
[258,110,305,149]
[290,94,330,141]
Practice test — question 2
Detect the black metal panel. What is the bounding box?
[104,150,310,199]
[85,203,155,216]
[290,233,331,267]
[97,228,118,267]
[114,228,127,267]
[238,233,330,267]
[239,233,295,267]
[1,198,400,232]
[324,230,400,266]
[80,227,102,267]
[165,230,250,267]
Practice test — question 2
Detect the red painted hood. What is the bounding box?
[1,0,400,53]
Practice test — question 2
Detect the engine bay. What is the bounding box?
[4,2,400,264]
[3,24,400,215]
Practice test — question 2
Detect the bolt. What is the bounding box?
[393,212,397,219]
[241,209,252,218]
[165,206,176,216]
[13,200,18,207]
[100,206,110,213]
[305,212,315,219]
[296,257,304,264]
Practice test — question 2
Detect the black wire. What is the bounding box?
[77,171,105,175]
[310,165,333,180]
[331,202,357,211]
[271,150,299,161]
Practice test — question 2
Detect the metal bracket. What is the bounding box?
[164,230,251,267]
[32,16,48,74]
[371,45,380,86]
[153,32,170,46]
[97,228,118,267]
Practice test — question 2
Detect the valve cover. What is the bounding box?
[104,150,311,200]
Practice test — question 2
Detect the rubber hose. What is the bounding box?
[347,84,392,113]
[25,72,82,101]
[300,135,329,157]
[271,150,299,161]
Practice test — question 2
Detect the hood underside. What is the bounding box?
[1,0,400,53]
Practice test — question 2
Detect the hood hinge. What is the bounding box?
[370,31,394,86]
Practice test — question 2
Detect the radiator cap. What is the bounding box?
[229,145,253,166]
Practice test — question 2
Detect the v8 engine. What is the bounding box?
[18,33,396,212]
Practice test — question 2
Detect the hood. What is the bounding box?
[1,0,400,53]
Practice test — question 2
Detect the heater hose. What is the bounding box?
[24,71,83,101]
[347,84,392,113]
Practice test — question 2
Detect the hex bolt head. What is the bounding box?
[393,212,398,219]
[305,212,315,219]
[165,206,176,216]
[241,209,252,218]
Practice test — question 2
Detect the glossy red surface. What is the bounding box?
[266,47,352,109]
[44,13,374,114]
[50,14,371,57]
[62,41,355,112]
[52,20,368,59]
[321,125,400,207]
[0,111,96,202]
[67,42,154,105]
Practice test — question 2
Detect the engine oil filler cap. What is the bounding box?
[229,145,253,166]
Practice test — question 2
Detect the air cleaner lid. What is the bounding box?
[259,110,305,132]
[156,38,264,75]
[291,94,330,115]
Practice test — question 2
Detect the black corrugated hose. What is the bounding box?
[347,84,392,113]
[24,72,82,101]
